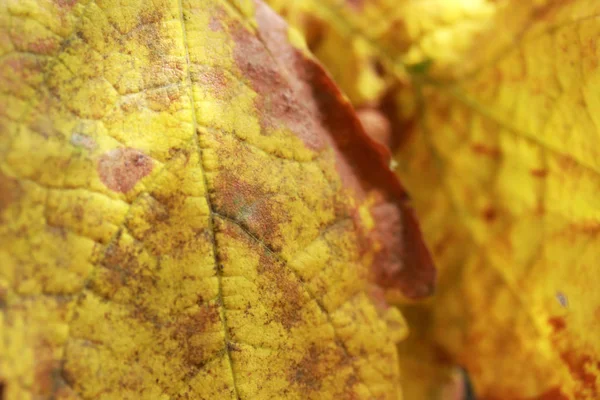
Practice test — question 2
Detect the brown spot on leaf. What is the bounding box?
[98,148,153,193]
[471,143,501,158]
[289,345,328,392]
[560,351,599,396]
[346,0,364,11]
[216,218,304,330]
[558,154,578,171]
[0,286,6,309]
[22,37,60,55]
[208,7,227,32]
[530,0,575,22]
[368,286,389,312]
[231,18,325,151]
[0,172,21,216]
[482,207,497,222]
[484,387,570,400]
[94,233,158,302]
[549,319,600,396]
[196,67,230,98]
[536,387,570,400]
[144,85,184,112]
[433,232,456,257]
[530,168,548,178]
[548,316,566,332]
[568,222,600,237]
[257,253,304,330]
[213,172,284,249]
[172,304,220,367]
[53,0,77,8]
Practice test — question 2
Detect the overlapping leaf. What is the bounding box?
[398,2,600,398]
[268,0,600,398]
[0,0,436,398]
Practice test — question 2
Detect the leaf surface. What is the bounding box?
[397,2,600,398]
[267,0,600,398]
[0,0,434,398]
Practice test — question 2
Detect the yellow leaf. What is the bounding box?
[0,0,436,398]
[395,1,600,399]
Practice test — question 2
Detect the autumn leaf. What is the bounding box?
[0,0,436,399]
[268,0,600,399]
[396,2,600,398]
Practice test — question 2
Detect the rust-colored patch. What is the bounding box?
[536,387,570,400]
[471,143,501,158]
[196,68,230,98]
[30,339,61,396]
[95,234,157,302]
[548,316,599,397]
[289,345,328,392]
[558,154,579,171]
[345,0,365,11]
[144,85,184,112]
[368,286,389,312]
[32,38,59,55]
[0,55,44,92]
[0,172,22,216]
[97,148,153,193]
[433,232,456,257]
[231,18,325,151]
[531,0,574,22]
[548,316,566,332]
[482,207,497,222]
[11,36,60,55]
[530,168,548,178]
[567,222,600,237]
[172,304,220,367]
[560,351,599,396]
[483,387,570,400]
[0,285,6,309]
[208,6,227,32]
[212,171,283,248]
[257,252,304,330]
[53,0,77,8]
[0,380,4,400]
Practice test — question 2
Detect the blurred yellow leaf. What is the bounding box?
[269,0,600,398]
[0,0,439,398]
[397,2,600,397]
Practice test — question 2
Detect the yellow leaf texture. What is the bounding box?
[0,0,437,398]
[267,0,600,399]
[398,2,600,399]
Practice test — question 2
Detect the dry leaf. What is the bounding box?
[396,1,600,397]
[0,0,435,398]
